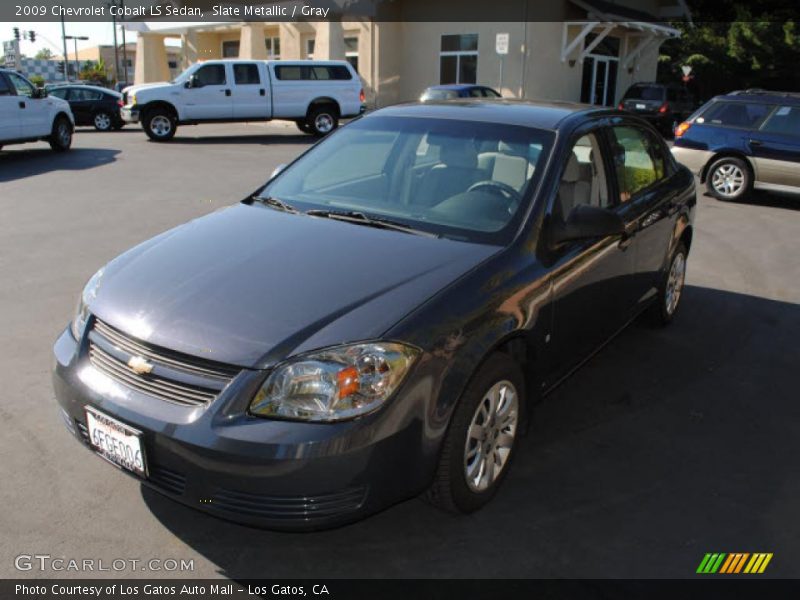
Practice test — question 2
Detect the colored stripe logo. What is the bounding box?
[697,553,773,574]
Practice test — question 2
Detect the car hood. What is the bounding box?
[125,81,174,97]
[90,204,498,369]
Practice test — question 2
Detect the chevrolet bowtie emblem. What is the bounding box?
[127,356,154,375]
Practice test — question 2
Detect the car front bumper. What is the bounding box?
[121,105,139,124]
[52,326,435,530]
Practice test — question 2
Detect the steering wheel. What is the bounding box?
[467,180,522,213]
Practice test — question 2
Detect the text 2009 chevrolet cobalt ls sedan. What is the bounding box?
[53,100,695,529]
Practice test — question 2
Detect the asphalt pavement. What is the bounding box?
[1,122,798,579]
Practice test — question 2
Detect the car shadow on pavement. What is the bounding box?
[162,134,316,146]
[702,189,800,211]
[141,285,800,579]
[0,147,120,182]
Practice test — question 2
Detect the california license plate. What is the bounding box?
[85,407,147,477]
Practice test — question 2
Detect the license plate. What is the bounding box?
[635,103,646,110]
[85,407,147,477]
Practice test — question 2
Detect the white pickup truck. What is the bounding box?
[121,59,365,141]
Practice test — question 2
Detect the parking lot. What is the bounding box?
[1,123,798,579]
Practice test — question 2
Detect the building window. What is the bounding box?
[125,59,132,68]
[222,40,240,58]
[265,36,281,59]
[168,60,178,69]
[439,34,478,84]
[344,36,359,73]
[306,38,315,59]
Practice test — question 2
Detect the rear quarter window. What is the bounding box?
[275,65,352,81]
[700,101,771,129]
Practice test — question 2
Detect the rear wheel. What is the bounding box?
[143,107,177,141]
[306,105,338,137]
[426,354,524,513]
[93,111,113,131]
[48,116,73,151]
[706,156,751,201]
[649,242,688,326]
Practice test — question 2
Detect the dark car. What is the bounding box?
[46,85,124,131]
[53,100,695,530]
[619,82,695,136]
[672,90,800,202]
[420,84,501,101]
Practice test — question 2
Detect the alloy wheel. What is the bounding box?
[665,252,686,316]
[150,115,172,138]
[94,112,112,130]
[314,113,334,134]
[58,122,71,146]
[711,163,745,198]
[463,379,518,492]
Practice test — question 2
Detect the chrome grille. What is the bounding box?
[88,319,239,407]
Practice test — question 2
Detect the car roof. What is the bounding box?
[426,84,484,91]
[52,84,120,96]
[714,90,800,106]
[368,99,616,130]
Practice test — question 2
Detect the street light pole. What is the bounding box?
[64,35,89,81]
[120,0,129,84]
[60,15,69,81]
[110,3,119,85]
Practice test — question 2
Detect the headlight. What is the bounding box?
[250,342,419,422]
[130,93,136,106]
[70,268,104,340]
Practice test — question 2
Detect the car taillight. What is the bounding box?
[618,102,624,110]
[674,121,692,138]
[658,103,669,114]
[359,88,365,103]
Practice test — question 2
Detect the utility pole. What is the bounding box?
[120,0,129,84]
[110,3,119,84]
[60,15,69,81]
[64,35,89,81]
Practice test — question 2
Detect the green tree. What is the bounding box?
[80,58,109,86]
[34,48,54,60]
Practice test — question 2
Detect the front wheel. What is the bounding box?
[143,108,177,141]
[706,157,751,201]
[295,120,312,134]
[93,111,113,131]
[48,116,73,152]
[306,106,338,137]
[426,354,525,513]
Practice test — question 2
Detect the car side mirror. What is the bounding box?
[32,87,46,99]
[269,164,287,180]
[551,204,626,245]
[185,75,202,89]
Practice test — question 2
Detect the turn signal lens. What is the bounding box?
[674,121,692,138]
[359,88,365,103]
[658,102,670,114]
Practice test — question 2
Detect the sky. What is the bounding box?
[2,22,195,57]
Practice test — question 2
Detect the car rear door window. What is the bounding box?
[760,105,800,136]
[70,89,102,101]
[701,101,771,129]
[194,64,226,86]
[47,87,67,99]
[234,63,260,85]
[609,126,666,202]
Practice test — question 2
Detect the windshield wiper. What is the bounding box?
[306,209,439,238]
[252,195,298,214]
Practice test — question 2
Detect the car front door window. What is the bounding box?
[609,126,663,203]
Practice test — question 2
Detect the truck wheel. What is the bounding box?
[426,353,525,513]
[143,108,177,141]
[306,106,338,137]
[295,120,312,134]
[706,157,751,201]
[93,111,113,131]
[48,116,73,152]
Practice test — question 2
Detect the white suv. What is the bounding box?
[0,69,74,152]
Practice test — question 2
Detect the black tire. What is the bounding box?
[306,105,339,137]
[113,122,125,131]
[426,353,525,513]
[295,120,312,134]
[92,111,113,131]
[48,116,73,152]
[705,156,752,202]
[648,242,688,327]
[142,107,177,141]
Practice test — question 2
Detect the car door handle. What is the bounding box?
[18,101,26,109]
[224,89,231,96]
[749,139,763,146]
[259,88,265,96]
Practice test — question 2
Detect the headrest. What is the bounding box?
[439,140,478,169]
[498,141,527,157]
[562,152,581,183]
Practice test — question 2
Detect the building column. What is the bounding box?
[239,23,267,59]
[313,21,345,59]
[279,23,302,59]
[181,29,198,69]
[134,33,170,84]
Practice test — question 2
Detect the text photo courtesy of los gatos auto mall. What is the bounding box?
[1,0,800,598]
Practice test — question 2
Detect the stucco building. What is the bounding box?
[57,42,183,83]
[131,0,689,107]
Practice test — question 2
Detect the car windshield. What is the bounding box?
[422,89,459,100]
[258,116,554,244]
[624,85,664,101]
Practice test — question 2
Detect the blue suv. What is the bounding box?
[672,90,800,201]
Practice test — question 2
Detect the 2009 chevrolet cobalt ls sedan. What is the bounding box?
[53,100,695,529]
